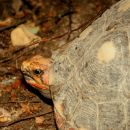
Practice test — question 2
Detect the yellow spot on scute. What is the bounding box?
[97,41,116,63]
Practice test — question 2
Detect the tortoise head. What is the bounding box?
[21,55,52,98]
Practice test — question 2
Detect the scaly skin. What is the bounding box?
[21,55,52,98]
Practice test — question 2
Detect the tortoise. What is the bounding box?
[21,0,130,129]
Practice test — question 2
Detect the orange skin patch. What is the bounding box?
[26,72,49,90]
[55,111,65,130]
[41,70,49,85]
[26,80,49,90]
[69,128,75,130]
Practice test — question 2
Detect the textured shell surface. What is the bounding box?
[49,0,130,130]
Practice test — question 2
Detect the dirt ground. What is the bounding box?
[0,0,119,130]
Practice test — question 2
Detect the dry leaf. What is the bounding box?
[35,116,45,125]
[11,24,41,46]
[31,103,41,111]
[20,102,32,114]
[0,108,11,122]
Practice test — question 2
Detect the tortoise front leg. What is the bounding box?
[54,102,76,130]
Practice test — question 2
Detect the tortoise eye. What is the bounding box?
[33,69,43,75]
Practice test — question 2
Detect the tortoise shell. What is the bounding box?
[49,0,130,129]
